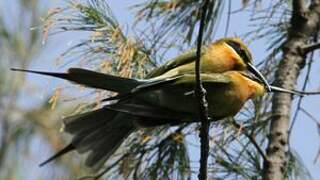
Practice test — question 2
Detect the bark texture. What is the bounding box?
[263,1,320,179]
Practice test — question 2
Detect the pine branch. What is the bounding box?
[195,0,211,179]
[232,121,267,163]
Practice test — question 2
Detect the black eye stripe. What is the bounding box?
[226,41,251,63]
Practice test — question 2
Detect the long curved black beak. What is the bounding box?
[247,63,271,92]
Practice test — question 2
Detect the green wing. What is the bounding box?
[146,47,207,78]
[106,102,191,120]
[102,73,231,102]
[103,73,231,120]
[172,73,231,85]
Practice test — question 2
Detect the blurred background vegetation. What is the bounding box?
[0,0,319,179]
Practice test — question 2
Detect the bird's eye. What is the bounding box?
[226,41,251,64]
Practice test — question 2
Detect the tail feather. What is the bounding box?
[63,107,117,134]
[39,107,135,169]
[72,124,115,153]
[72,113,135,170]
[39,143,75,167]
[11,68,140,93]
[39,105,183,169]
[64,109,135,170]
[84,122,134,170]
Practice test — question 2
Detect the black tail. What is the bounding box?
[11,68,140,93]
[66,109,136,170]
[39,144,75,167]
[39,107,136,170]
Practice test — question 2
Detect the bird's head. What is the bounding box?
[222,37,253,68]
[216,37,271,92]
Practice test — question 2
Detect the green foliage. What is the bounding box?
[44,0,156,78]
[133,0,224,44]
[2,0,316,179]
[41,0,315,179]
[118,126,191,180]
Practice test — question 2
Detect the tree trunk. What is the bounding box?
[263,1,320,179]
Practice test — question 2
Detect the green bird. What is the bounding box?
[11,37,301,170]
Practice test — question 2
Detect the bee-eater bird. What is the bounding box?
[12,37,296,170]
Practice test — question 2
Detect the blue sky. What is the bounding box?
[13,0,320,179]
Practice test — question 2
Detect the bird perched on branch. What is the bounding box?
[12,37,300,170]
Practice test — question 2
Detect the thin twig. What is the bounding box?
[195,0,211,180]
[297,91,320,95]
[78,154,129,180]
[303,42,320,54]
[224,0,231,37]
[300,108,320,125]
[232,120,268,163]
[300,107,320,164]
[289,37,317,148]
